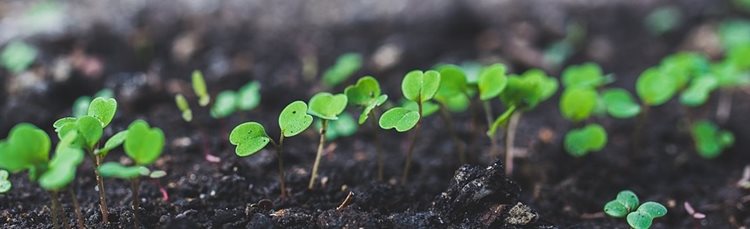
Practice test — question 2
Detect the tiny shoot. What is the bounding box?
[604,190,667,229]
[192,70,211,106]
[691,120,734,159]
[322,53,363,87]
[308,93,348,189]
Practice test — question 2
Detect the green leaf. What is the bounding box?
[320,112,358,140]
[192,70,210,106]
[53,117,77,130]
[308,92,348,120]
[487,106,517,137]
[98,130,128,157]
[379,107,420,132]
[229,122,271,157]
[562,62,610,88]
[76,116,103,150]
[94,89,114,99]
[322,53,362,87]
[98,162,149,180]
[626,211,654,229]
[637,202,668,218]
[124,120,165,165]
[0,41,38,73]
[72,96,92,118]
[660,52,710,88]
[175,94,192,122]
[0,170,7,180]
[87,97,117,127]
[602,89,641,118]
[435,65,468,100]
[0,180,9,193]
[279,101,314,137]
[39,147,84,191]
[0,123,51,172]
[358,95,388,124]
[500,69,558,109]
[345,76,382,106]
[237,81,261,111]
[604,201,629,218]
[478,64,508,100]
[210,91,238,119]
[680,76,718,107]
[560,88,598,122]
[604,190,639,217]
[691,120,734,159]
[636,67,677,106]
[402,99,439,117]
[712,61,750,87]
[564,124,607,157]
[402,70,441,102]
[438,93,470,113]
[644,6,682,36]
[719,19,750,50]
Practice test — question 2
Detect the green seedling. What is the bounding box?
[604,190,667,229]
[601,88,641,118]
[211,90,237,119]
[344,76,390,180]
[380,70,440,183]
[72,89,114,117]
[317,112,358,140]
[175,94,193,121]
[433,65,471,163]
[1,40,38,73]
[0,170,10,193]
[691,120,734,159]
[210,81,263,119]
[680,76,718,107]
[192,70,211,106]
[561,62,612,88]
[560,87,598,122]
[323,53,363,87]
[719,19,750,51]
[644,6,682,35]
[237,81,262,111]
[564,124,607,157]
[99,120,164,228]
[308,93,348,189]
[636,67,677,106]
[478,64,508,100]
[229,101,312,196]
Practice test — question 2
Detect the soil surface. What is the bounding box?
[1,0,750,228]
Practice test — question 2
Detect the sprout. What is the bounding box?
[344,76,388,124]
[564,124,607,157]
[0,40,38,73]
[308,92,348,189]
[208,81,263,119]
[318,112,358,140]
[478,64,508,100]
[604,190,667,229]
[0,170,10,193]
[680,76,718,107]
[691,120,734,159]
[559,87,598,122]
[210,90,238,119]
[322,53,363,87]
[601,88,641,118]
[192,70,210,106]
[644,6,682,35]
[636,67,677,106]
[72,89,114,117]
[561,62,612,88]
[237,81,262,111]
[175,94,193,122]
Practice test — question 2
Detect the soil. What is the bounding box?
[1,0,750,228]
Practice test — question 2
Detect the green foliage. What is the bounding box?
[88,97,117,127]
[727,44,750,70]
[680,76,718,107]
[1,41,38,73]
[403,100,439,117]
[192,70,210,106]
[323,53,362,87]
[660,52,710,89]
[229,122,271,157]
[604,190,640,218]
[560,87,598,122]
[644,6,682,35]
[210,91,238,119]
[499,69,558,110]
[605,190,667,229]
[636,67,677,106]
[718,19,750,50]
[0,170,11,193]
[602,89,641,118]
[0,123,51,173]
[487,106,517,137]
[691,120,734,159]
[478,64,508,100]
[562,63,611,88]
[237,81,262,111]
[73,89,114,118]
[38,147,84,191]
[564,124,607,157]
[345,76,388,124]
[175,94,193,122]
[308,92,348,120]
[279,101,313,137]
[97,130,128,157]
[712,61,750,87]
[379,107,420,132]
[124,120,165,165]
[98,163,149,180]
[54,116,103,150]
[402,70,441,102]
[318,112,358,140]
[434,65,471,113]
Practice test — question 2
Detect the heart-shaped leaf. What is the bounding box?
[124,120,165,165]
[0,123,50,173]
[500,69,558,109]
[76,116,103,150]
[478,64,508,100]
[98,162,149,180]
[436,65,468,100]
[210,90,238,119]
[237,81,261,111]
[192,70,210,106]
[562,62,611,88]
[230,122,271,157]
[88,97,117,127]
[98,130,128,157]
[564,124,607,157]
[560,88,598,122]
[602,88,641,118]
[308,92,348,120]
[39,147,84,191]
[345,76,382,106]
[379,107,420,132]
[402,70,441,102]
[279,101,313,137]
[358,94,388,124]
[604,190,639,218]
[636,67,677,106]
[637,202,667,218]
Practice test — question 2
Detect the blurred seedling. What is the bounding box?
[644,6,682,36]
[475,64,508,159]
[72,89,114,117]
[604,190,667,229]
[193,70,211,106]
[1,40,38,73]
[229,101,313,197]
[379,70,440,183]
[433,65,471,164]
[322,53,363,87]
[308,93,348,188]
[99,120,165,228]
[0,170,10,193]
[344,76,388,180]
[210,81,262,119]
[691,120,734,159]
[564,124,607,157]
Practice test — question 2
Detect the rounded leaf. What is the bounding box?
[124,120,165,165]
[562,63,609,88]
[308,93,348,120]
[0,170,8,180]
[0,123,51,172]
[564,124,607,157]
[402,70,441,102]
[636,67,677,106]
[436,65,468,100]
[237,81,261,111]
[230,122,271,157]
[279,101,314,137]
[77,116,103,150]
[560,88,598,122]
[98,130,128,157]
[637,202,667,218]
[210,91,238,119]
[691,120,733,159]
[680,76,718,107]
[626,211,654,229]
[478,64,508,100]
[0,180,10,193]
[602,89,641,118]
[345,76,382,106]
[379,107,420,132]
[72,96,92,117]
[322,53,362,87]
[98,162,149,180]
[192,70,210,106]
[604,201,629,218]
[39,148,84,191]
[616,190,640,211]
[87,97,117,127]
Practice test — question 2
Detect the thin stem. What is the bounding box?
[49,191,62,229]
[716,89,733,124]
[67,187,85,229]
[308,120,328,190]
[483,101,500,158]
[504,111,522,176]
[370,108,384,181]
[633,104,650,153]
[131,178,141,229]
[276,133,287,198]
[439,106,466,164]
[402,101,423,184]
[93,154,109,224]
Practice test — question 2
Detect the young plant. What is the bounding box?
[308,93,348,189]
[0,170,9,193]
[564,124,607,157]
[379,70,440,183]
[192,70,211,106]
[604,190,667,229]
[1,40,38,73]
[433,65,471,163]
[99,120,165,228]
[211,81,262,119]
[345,76,389,180]
[229,101,313,197]
[175,94,193,122]
[691,120,734,159]
[322,53,363,87]
[72,89,114,117]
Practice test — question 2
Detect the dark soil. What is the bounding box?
[1,0,750,228]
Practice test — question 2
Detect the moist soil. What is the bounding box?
[1,1,750,228]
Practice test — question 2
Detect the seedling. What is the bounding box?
[211,90,238,119]
[1,40,38,73]
[72,89,114,117]
[561,62,612,89]
[560,87,598,122]
[317,112,358,140]
[602,89,642,118]
[434,65,471,163]
[308,93,348,188]
[344,76,389,180]
[564,124,607,157]
[604,190,667,229]
[636,67,678,107]
[0,170,11,193]
[192,70,211,106]
[322,53,363,87]
[229,101,313,196]
[99,120,165,228]
[210,81,263,119]
[175,94,193,121]
[644,6,682,35]
[691,120,734,159]
[379,70,440,183]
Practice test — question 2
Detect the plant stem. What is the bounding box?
[483,101,500,158]
[93,154,109,224]
[370,109,384,181]
[308,120,328,190]
[504,111,522,176]
[131,178,141,229]
[49,191,62,229]
[633,104,650,152]
[716,89,733,124]
[67,187,85,229]
[276,133,287,198]
[402,101,423,184]
[439,106,466,164]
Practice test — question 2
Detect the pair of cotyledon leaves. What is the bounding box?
[344,76,388,124]
[210,81,262,119]
[55,97,117,151]
[379,70,441,132]
[604,190,667,229]
[97,120,166,180]
[487,69,558,137]
[691,120,734,159]
[560,63,640,122]
[564,124,608,157]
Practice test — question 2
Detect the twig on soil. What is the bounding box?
[336,191,355,211]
